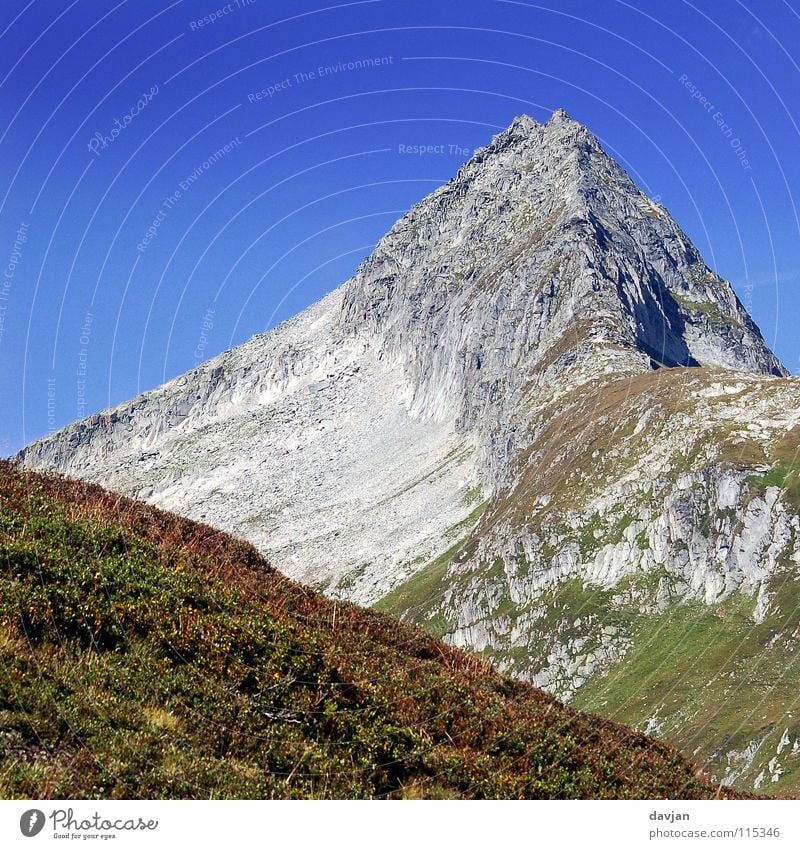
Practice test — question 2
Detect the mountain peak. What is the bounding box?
[504,108,582,135]
[506,113,539,134]
[487,110,589,155]
[342,111,784,380]
[19,115,788,595]
[547,106,576,125]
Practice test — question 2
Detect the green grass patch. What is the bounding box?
[574,581,800,796]
[748,460,800,511]
[373,538,463,637]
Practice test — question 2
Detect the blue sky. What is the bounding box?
[1,0,799,453]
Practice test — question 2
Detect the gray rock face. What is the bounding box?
[19,290,481,603]
[338,110,785,486]
[19,113,785,595]
[439,373,800,684]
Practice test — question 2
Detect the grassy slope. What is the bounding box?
[0,460,738,800]
[572,571,800,793]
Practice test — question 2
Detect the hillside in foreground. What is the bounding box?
[0,460,742,799]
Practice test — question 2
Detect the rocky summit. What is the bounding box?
[19,111,800,794]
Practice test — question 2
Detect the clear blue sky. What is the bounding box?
[1,0,799,453]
